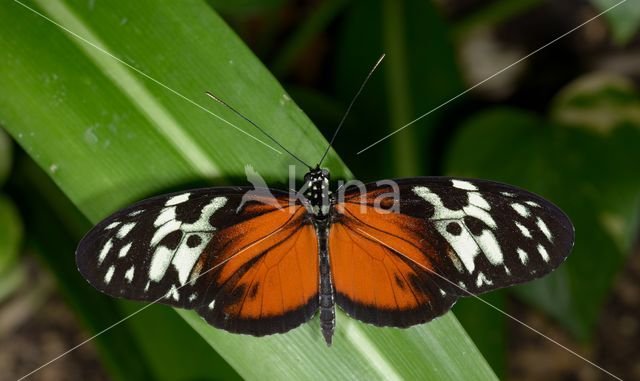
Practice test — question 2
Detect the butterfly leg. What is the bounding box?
[316,221,335,346]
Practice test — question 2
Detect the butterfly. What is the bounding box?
[76,58,574,346]
[76,168,574,345]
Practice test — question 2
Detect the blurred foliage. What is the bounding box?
[271,0,349,77]
[1,0,639,379]
[0,127,24,302]
[207,0,286,16]
[0,128,11,185]
[333,0,463,178]
[591,0,640,45]
[447,73,640,340]
[451,0,543,39]
[0,194,22,279]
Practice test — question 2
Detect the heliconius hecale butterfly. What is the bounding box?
[76,59,574,346]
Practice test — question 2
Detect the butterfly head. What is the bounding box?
[302,167,332,217]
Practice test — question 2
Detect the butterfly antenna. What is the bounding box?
[205,92,312,169]
[317,54,385,166]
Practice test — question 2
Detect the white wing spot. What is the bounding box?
[208,299,216,309]
[125,266,135,283]
[415,187,502,271]
[504,266,511,276]
[149,246,175,282]
[98,239,113,265]
[517,248,528,264]
[414,187,462,220]
[439,289,446,296]
[536,217,553,242]
[148,197,227,283]
[452,179,478,191]
[511,203,530,217]
[172,233,212,285]
[165,193,191,206]
[118,242,132,258]
[104,266,115,284]
[476,230,504,265]
[166,285,180,301]
[465,204,497,229]
[116,222,136,239]
[188,293,198,302]
[468,192,490,210]
[105,221,120,230]
[128,210,143,217]
[458,282,467,290]
[537,244,550,262]
[515,221,532,238]
[180,197,227,231]
[501,192,515,197]
[525,201,541,208]
[433,220,479,273]
[154,207,176,227]
[476,272,493,287]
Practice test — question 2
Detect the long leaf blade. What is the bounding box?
[0,1,497,380]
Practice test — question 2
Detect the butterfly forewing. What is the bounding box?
[76,187,319,336]
[330,177,574,327]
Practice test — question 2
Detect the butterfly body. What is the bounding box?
[77,170,574,346]
[298,167,337,344]
[315,218,336,345]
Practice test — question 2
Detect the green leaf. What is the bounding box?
[551,72,640,135]
[446,75,640,339]
[0,0,351,222]
[0,1,497,379]
[179,309,495,381]
[10,155,239,381]
[452,293,507,378]
[590,0,640,45]
[0,194,23,279]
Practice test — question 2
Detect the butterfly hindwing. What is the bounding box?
[329,205,459,327]
[195,203,319,335]
[330,177,574,327]
[76,187,319,336]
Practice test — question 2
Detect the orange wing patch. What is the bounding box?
[197,204,319,335]
[330,203,458,327]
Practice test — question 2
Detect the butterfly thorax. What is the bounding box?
[302,167,333,219]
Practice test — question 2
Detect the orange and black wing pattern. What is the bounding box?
[76,187,318,337]
[196,200,318,335]
[330,177,574,328]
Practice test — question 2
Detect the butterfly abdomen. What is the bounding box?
[316,220,335,346]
